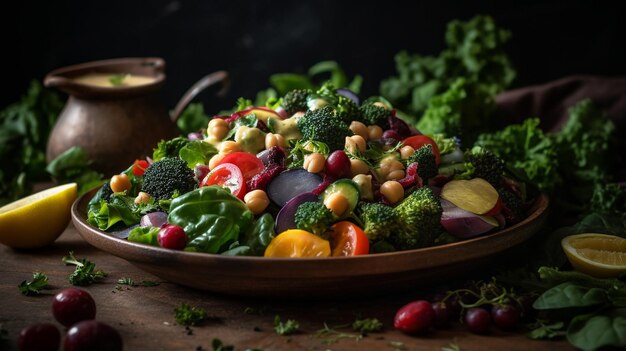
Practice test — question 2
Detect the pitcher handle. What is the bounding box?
[171,70,230,122]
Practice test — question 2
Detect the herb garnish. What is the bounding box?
[316,322,363,344]
[18,272,49,295]
[109,74,128,86]
[175,303,207,326]
[62,251,107,286]
[117,277,159,287]
[273,315,299,336]
[352,318,383,333]
[441,339,462,351]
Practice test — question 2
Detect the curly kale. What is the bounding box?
[297,105,352,151]
[141,158,197,201]
[282,89,312,115]
[358,202,396,242]
[294,201,335,237]
[465,146,505,186]
[406,144,438,183]
[390,187,443,250]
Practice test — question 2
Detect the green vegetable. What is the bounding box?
[294,201,335,237]
[567,310,626,350]
[177,102,209,134]
[62,251,107,286]
[0,80,64,205]
[417,78,496,144]
[405,144,438,182]
[87,194,157,230]
[320,179,360,216]
[312,82,361,124]
[380,15,514,122]
[533,282,608,310]
[174,303,207,326]
[179,140,217,168]
[274,315,299,336]
[128,226,160,246]
[527,320,566,340]
[238,213,276,256]
[225,114,258,141]
[141,158,197,201]
[152,137,191,161]
[352,318,383,333]
[18,272,48,295]
[431,134,459,156]
[108,74,127,86]
[168,186,253,253]
[297,105,352,151]
[461,146,505,186]
[282,89,312,115]
[45,146,104,195]
[357,202,395,243]
[389,187,443,250]
[359,100,391,128]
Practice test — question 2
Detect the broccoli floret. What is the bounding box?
[297,105,352,151]
[465,146,505,186]
[141,158,197,201]
[294,201,335,237]
[359,102,390,128]
[406,144,438,182]
[311,83,361,124]
[282,89,312,115]
[358,202,396,242]
[390,187,443,250]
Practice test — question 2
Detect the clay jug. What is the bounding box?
[44,57,228,176]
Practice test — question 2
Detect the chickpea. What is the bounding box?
[265,133,286,149]
[380,181,404,204]
[368,125,383,141]
[323,193,350,217]
[134,192,150,204]
[207,118,229,141]
[400,145,416,159]
[345,137,357,154]
[351,135,366,154]
[244,190,270,215]
[208,153,225,170]
[219,140,240,154]
[352,174,373,201]
[350,159,370,177]
[303,153,325,173]
[378,154,404,181]
[349,121,369,140]
[110,174,131,193]
[387,169,405,180]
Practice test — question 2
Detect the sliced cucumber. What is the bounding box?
[320,179,361,215]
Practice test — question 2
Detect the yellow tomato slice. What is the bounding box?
[264,229,331,258]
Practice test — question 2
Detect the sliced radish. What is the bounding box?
[275,192,319,233]
[440,199,498,239]
[266,169,323,206]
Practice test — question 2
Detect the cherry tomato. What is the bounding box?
[327,221,369,256]
[402,135,441,165]
[218,152,264,181]
[201,163,246,200]
[131,159,150,176]
[264,229,331,258]
[394,300,434,334]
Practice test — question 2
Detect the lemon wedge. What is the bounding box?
[561,233,626,278]
[0,183,77,249]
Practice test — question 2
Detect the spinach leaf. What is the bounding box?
[221,245,251,256]
[239,213,276,256]
[527,320,566,340]
[177,102,209,134]
[168,186,253,253]
[46,146,104,195]
[128,226,160,246]
[538,267,625,291]
[567,309,626,351]
[179,140,217,168]
[87,194,157,230]
[533,282,607,310]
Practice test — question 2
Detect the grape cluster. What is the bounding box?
[394,279,535,334]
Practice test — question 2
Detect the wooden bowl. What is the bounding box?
[71,190,549,298]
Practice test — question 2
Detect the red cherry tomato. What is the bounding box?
[402,135,441,165]
[218,152,264,181]
[131,159,150,176]
[201,163,246,199]
[327,221,369,256]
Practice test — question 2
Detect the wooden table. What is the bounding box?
[1,223,576,351]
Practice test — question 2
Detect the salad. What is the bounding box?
[86,83,535,258]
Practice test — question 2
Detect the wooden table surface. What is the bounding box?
[1,223,577,351]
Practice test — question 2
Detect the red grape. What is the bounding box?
[18,323,60,351]
[432,301,451,328]
[64,320,122,351]
[394,300,434,334]
[464,307,491,334]
[52,288,96,327]
[491,304,520,330]
[325,150,350,179]
[158,224,187,250]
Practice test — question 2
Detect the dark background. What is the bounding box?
[2,0,625,110]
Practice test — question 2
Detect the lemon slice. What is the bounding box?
[561,233,626,278]
[0,183,77,249]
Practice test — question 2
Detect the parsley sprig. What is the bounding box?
[273,315,299,336]
[175,303,207,326]
[18,272,49,295]
[62,251,107,286]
